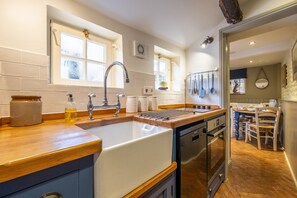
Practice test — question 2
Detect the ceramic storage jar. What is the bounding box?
[10,95,42,126]
[138,96,148,112]
[126,96,138,113]
[148,96,158,111]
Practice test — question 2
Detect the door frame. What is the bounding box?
[219,1,297,179]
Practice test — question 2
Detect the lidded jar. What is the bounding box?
[10,95,42,126]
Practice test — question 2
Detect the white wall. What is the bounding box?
[0,0,185,117]
[185,21,227,106]
[185,0,296,107]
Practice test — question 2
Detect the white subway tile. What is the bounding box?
[1,62,40,78]
[39,67,49,80]
[20,78,48,91]
[0,47,21,63]
[42,103,65,114]
[21,51,49,67]
[0,104,9,117]
[0,76,21,90]
[40,91,68,104]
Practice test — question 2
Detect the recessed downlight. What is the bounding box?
[249,60,253,63]
[249,41,256,45]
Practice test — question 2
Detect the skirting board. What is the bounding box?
[284,151,297,188]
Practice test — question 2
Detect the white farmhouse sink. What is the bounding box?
[86,121,173,198]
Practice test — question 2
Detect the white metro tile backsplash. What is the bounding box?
[0,47,21,63]
[1,62,40,78]
[21,51,49,67]
[0,47,183,117]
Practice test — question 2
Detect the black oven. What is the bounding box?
[206,115,226,198]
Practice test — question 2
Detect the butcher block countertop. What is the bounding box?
[0,119,102,183]
[0,106,226,184]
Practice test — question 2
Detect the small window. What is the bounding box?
[230,78,246,94]
[51,22,112,87]
[154,55,171,90]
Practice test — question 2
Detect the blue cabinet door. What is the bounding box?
[5,171,79,198]
[141,173,175,198]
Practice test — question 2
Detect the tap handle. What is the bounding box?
[116,93,125,98]
[116,94,125,103]
[88,93,96,99]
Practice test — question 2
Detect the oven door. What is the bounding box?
[207,125,225,181]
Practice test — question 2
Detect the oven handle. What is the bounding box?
[207,126,226,137]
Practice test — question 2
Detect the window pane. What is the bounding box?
[87,62,105,82]
[154,60,158,72]
[159,61,167,73]
[61,33,84,58]
[61,57,84,80]
[87,41,105,62]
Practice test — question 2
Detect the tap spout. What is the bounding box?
[103,61,130,105]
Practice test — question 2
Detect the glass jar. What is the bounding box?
[10,95,42,126]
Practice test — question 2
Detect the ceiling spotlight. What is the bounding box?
[201,36,214,48]
[249,60,253,63]
[249,41,256,45]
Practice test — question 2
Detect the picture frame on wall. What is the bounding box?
[230,78,246,94]
[292,39,297,81]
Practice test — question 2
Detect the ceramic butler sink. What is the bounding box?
[86,121,173,198]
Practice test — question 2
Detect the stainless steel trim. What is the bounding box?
[207,127,226,137]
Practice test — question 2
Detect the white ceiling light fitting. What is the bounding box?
[249,41,256,45]
[200,36,214,48]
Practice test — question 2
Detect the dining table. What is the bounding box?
[231,107,284,148]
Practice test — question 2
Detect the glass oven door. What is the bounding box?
[207,125,226,181]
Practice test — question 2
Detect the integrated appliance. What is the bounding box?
[177,121,207,197]
[176,114,226,198]
[206,115,226,198]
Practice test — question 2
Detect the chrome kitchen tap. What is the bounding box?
[87,61,130,119]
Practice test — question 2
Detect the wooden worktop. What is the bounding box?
[0,106,226,184]
[0,119,102,183]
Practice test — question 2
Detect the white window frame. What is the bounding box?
[50,22,112,87]
[154,54,171,90]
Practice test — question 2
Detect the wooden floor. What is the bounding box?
[215,138,297,198]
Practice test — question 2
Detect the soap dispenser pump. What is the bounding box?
[65,93,77,124]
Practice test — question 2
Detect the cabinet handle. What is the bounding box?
[40,192,63,198]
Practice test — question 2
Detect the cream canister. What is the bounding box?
[148,96,158,111]
[126,96,138,113]
[10,95,42,126]
[138,96,148,112]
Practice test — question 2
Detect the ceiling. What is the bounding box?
[73,0,226,49]
[73,0,297,69]
[230,13,297,69]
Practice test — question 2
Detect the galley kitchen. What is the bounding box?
[1,0,297,198]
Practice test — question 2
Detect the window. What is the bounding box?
[230,78,246,94]
[154,54,171,90]
[51,22,112,87]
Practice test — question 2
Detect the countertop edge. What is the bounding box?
[0,139,101,183]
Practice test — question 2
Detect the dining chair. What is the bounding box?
[245,107,281,151]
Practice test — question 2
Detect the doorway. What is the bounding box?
[219,2,297,178]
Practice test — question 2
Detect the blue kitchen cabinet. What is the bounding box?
[141,172,175,198]
[0,155,93,198]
